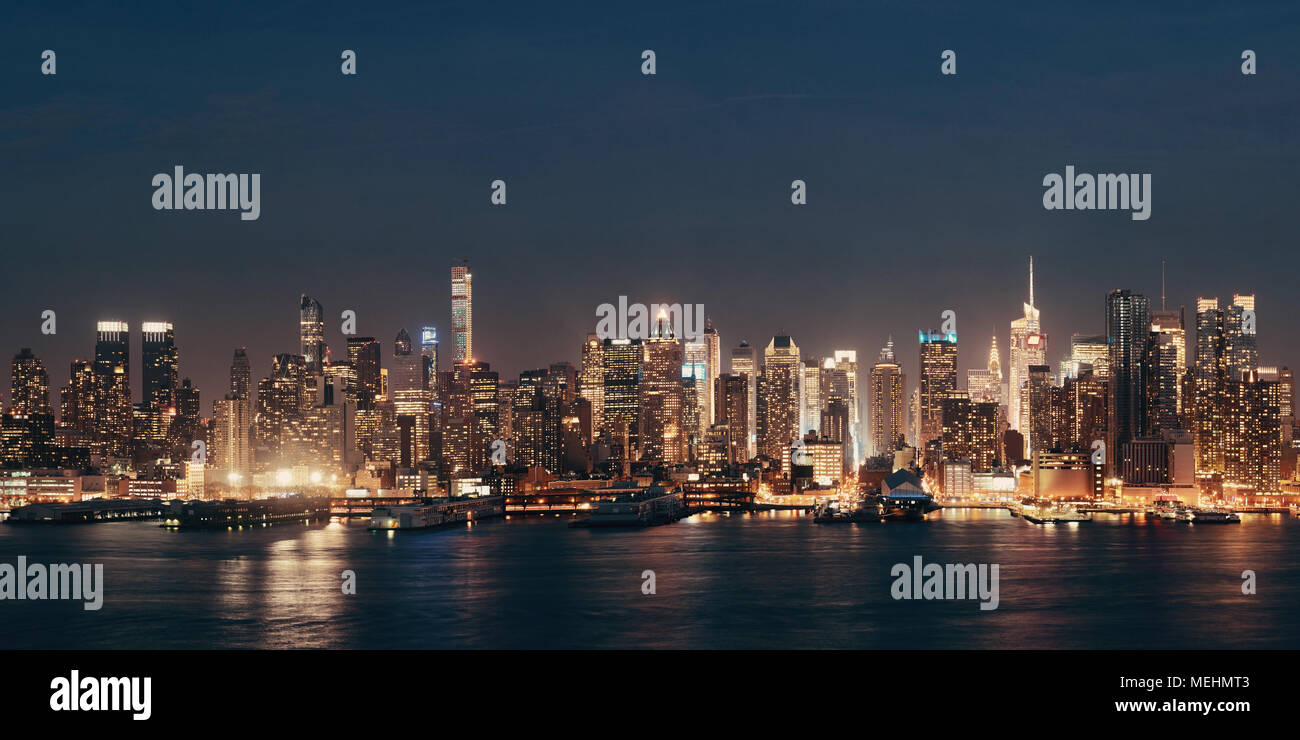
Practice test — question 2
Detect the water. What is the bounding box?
[2,509,1296,649]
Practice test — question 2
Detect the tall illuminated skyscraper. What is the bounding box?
[601,338,641,461]
[346,337,381,409]
[1009,257,1045,433]
[9,348,51,416]
[141,321,178,413]
[800,358,822,437]
[391,328,431,464]
[869,338,905,456]
[451,261,473,363]
[299,294,326,375]
[831,350,861,466]
[420,327,439,395]
[95,321,132,459]
[1107,289,1150,477]
[1224,294,1257,380]
[730,341,758,459]
[918,330,958,450]
[1193,297,1227,475]
[230,347,251,402]
[580,333,605,433]
[759,335,801,468]
[683,337,709,439]
[640,312,685,464]
[966,335,1003,404]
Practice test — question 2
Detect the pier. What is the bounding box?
[5,499,166,524]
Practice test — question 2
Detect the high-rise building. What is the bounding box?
[830,350,861,466]
[299,294,327,375]
[601,338,641,462]
[254,353,310,462]
[391,328,432,464]
[420,327,439,395]
[1068,334,1109,379]
[800,358,822,437]
[683,336,710,440]
[941,396,999,472]
[869,338,905,457]
[346,337,381,408]
[141,321,178,413]
[212,394,252,485]
[1027,364,1053,455]
[9,348,51,416]
[94,321,132,459]
[579,334,605,433]
[230,347,251,401]
[1107,289,1151,476]
[1224,367,1281,495]
[966,335,1003,405]
[451,261,472,363]
[640,313,684,464]
[1150,306,1186,414]
[1224,294,1258,381]
[1009,257,1045,432]
[715,372,749,464]
[730,341,759,459]
[759,335,801,469]
[918,330,958,449]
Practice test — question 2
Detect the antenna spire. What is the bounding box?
[1029,255,1035,308]
[1161,259,1167,310]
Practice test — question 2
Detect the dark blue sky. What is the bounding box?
[3,1,1299,407]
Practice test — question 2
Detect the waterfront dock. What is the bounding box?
[161,497,332,529]
[5,498,166,524]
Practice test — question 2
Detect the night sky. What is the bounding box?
[4,1,1299,410]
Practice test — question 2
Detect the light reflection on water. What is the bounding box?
[1,509,1296,649]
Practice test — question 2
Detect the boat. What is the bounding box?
[813,498,880,523]
[570,487,686,527]
[1019,502,1092,524]
[870,492,941,522]
[1150,498,1186,520]
[368,497,504,531]
[369,504,449,530]
[1178,507,1241,524]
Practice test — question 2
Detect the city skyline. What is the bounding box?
[3,259,1281,433]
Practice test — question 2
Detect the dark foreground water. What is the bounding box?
[1,509,1296,649]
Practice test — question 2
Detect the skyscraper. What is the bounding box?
[869,338,905,456]
[1009,257,1045,433]
[9,348,51,416]
[1107,289,1150,476]
[141,321,178,413]
[760,334,801,468]
[918,330,958,450]
[831,350,862,466]
[451,261,473,363]
[601,338,641,463]
[730,341,759,459]
[391,328,432,464]
[800,358,822,437]
[230,347,251,401]
[580,333,605,433]
[715,372,749,464]
[299,294,327,375]
[346,337,381,408]
[420,327,439,395]
[640,312,685,464]
[94,321,132,459]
